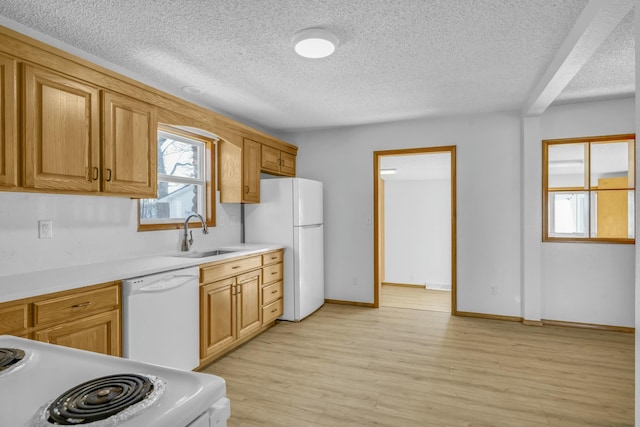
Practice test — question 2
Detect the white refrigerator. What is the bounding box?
[244,178,324,321]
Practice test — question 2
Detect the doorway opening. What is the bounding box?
[373,146,457,313]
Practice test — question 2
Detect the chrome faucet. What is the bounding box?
[181,213,209,251]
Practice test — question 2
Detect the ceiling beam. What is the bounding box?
[522,0,633,116]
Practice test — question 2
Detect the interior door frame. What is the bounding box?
[373,146,457,313]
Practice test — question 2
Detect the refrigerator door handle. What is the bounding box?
[298,224,322,229]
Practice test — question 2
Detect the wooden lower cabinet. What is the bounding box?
[0,281,121,356]
[199,251,284,366]
[0,302,29,336]
[236,269,261,339]
[200,268,262,364]
[34,309,120,356]
[261,250,284,325]
[200,277,236,358]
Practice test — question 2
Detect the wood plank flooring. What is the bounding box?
[381,284,451,312]
[201,303,634,427]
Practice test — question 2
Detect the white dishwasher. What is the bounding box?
[122,266,200,371]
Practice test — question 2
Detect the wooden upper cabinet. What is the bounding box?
[260,144,296,176]
[242,138,261,203]
[280,151,296,176]
[23,65,101,192]
[103,92,157,198]
[0,54,17,188]
[261,145,281,174]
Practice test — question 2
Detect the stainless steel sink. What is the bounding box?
[175,249,238,258]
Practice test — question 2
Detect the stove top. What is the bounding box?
[0,336,226,427]
[0,347,25,371]
[37,373,164,426]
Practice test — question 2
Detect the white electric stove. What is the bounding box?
[0,335,230,426]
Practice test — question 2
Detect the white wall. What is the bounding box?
[539,97,635,327]
[0,191,242,276]
[285,112,523,316]
[384,179,451,289]
[635,4,639,420]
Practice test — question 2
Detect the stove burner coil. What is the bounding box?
[47,373,154,425]
[0,348,25,372]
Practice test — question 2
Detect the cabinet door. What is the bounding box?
[236,269,261,340]
[260,144,281,174]
[218,140,242,203]
[280,151,296,176]
[0,54,17,188]
[23,65,101,192]
[0,302,29,335]
[103,92,157,198]
[201,278,236,359]
[242,138,260,203]
[35,309,121,356]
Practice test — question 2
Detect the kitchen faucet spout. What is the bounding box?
[181,213,209,252]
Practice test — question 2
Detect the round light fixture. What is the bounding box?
[292,28,339,59]
[182,86,203,95]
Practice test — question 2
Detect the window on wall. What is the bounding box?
[138,126,216,231]
[543,134,635,243]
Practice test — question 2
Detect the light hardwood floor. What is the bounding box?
[381,284,451,312]
[201,303,634,427]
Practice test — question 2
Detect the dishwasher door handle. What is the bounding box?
[134,275,198,294]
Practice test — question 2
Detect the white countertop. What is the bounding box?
[0,243,283,303]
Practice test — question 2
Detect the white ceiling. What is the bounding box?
[0,0,634,134]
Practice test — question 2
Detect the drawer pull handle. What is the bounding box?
[271,290,278,294]
[232,266,240,269]
[72,302,91,308]
[271,308,278,313]
[271,257,277,260]
[271,272,277,275]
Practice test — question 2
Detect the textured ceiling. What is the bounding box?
[0,0,633,133]
[555,9,634,104]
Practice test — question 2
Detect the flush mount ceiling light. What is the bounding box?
[182,86,203,95]
[292,28,339,59]
[380,169,397,175]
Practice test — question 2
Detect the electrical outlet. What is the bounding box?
[490,285,497,295]
[38,220,53,239]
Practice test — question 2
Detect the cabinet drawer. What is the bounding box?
[262,251,283,265]
[262,299,283,324]
[262,263,283,284]
[0,303,29,334]
[34,286,119,327]
[201,256,262,283]
[262,281,283,306]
